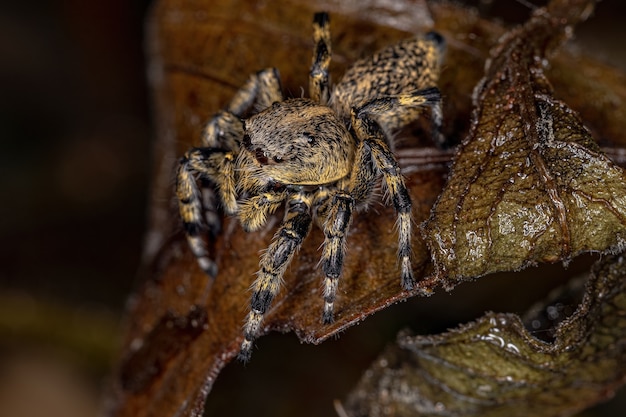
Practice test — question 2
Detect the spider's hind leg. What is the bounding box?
[360,87,444,148]
[309,12,332,105]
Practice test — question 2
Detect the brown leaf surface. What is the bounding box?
[422,0,626,286]
[105,1,626,416]
[342,252,626,417]
[109,2,449,416]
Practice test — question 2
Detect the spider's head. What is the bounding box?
[241,98,355,186]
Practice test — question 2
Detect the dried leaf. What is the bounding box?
[422,0,626,286]
[342,252,626,417]
[108,2,449,416]
[105,1,626,416]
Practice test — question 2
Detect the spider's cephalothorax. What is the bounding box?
[176,12,445,361]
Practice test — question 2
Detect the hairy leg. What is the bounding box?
[176,147,236,277]
[198,68,283,220]
[239,194,313,362]
[316,191,354,323]
[226,68,283,116]
[309,12,332,105]
[181,68,284,276]
[351,109,416,290]
[358,87,443,147]
[315,138,381,323]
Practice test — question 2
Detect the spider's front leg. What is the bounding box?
[178,68,284,277]
[239,193,313,362]
[176,147,238,277]
[317,191,355,323]
[197,68,283,227]
[315,143,378,323]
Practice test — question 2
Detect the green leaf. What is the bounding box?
[343,253,626,417]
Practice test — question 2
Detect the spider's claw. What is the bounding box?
[322,301,335,324]
[181,222,218,278]
[401,257,415,291]
[238,339,253,363]
[239,309,264,362]
[321,273,340,324]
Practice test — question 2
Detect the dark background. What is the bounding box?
[0,1,151,415]
[0,1,625,416]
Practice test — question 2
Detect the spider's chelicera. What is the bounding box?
[176,12,445,361]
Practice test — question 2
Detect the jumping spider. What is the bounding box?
[176,12,445,361]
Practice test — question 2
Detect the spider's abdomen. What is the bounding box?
[242,98,355,186]
[332,32,445,121]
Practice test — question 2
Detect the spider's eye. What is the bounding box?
[302,132,316,145]
[273,155,283,163]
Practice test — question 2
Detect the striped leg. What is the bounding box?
[176,147,237,277]
[198,68,283,223]
[351,109,415,290]
[196,112,244,240]
[316,136,384,323]
[355,87,441,118]
[183,68,283,277]
[309,12,332,105]
[239,194,313,362]
[318,192,354,323]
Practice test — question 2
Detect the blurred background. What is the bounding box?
[0,1,625,416]
[0,1,150,416]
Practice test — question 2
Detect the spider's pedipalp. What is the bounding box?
[238,191,287,232]
[239,194,313,362]
[310,12,332,105]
